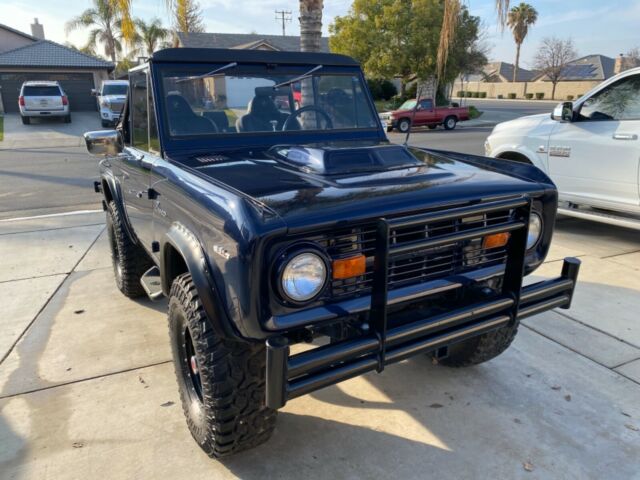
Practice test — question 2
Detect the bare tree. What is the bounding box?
[533,37,577,100]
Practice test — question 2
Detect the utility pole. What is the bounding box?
[275,10,292,36]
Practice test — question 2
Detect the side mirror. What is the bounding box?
[91,89,99,96]
[84,130,123,157]
[552,101,574,122]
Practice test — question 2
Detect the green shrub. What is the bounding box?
[497,94,504,99]
[473,91,481,98]
[576,93,583,99]
[466,91,474,97]
[525,93,534,99]
[367,78,398,101]
[468,106,483,119]
[535,92,544,100]
[566,95,574,100]
[479,92,487,98]
[457,91,465,97]
[508,93,516,99]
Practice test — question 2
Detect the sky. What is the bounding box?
[1,0,640,67]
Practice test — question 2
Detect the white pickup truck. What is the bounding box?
[485,67,640,229]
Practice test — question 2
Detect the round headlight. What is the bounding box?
[526,212,543,250]
[281,252,327,302]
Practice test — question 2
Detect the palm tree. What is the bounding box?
[299,0,323,52]
[135,17,169,56]
[507,3,538,82]
[66,0,122,65]
[437,0,512,83]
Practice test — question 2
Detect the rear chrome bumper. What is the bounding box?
[266,256,579,409]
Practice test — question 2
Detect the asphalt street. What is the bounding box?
[0,144,101,220]
[455,98,556,124]
[0,100,552,219]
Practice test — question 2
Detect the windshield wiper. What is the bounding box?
[273,64,323,89]
[175,62,238,83]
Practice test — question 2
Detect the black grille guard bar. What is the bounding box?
[266,257,580,409]
[265,197,581,409]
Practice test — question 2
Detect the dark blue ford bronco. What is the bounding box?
[84,48,580,458]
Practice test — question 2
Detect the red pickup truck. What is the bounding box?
[379,98,470,133]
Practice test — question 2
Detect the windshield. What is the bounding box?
[23,86,61,96]
[399,100,417,110]
[159,66,378,137]
[103,84,128,96]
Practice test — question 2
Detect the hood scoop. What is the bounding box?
[269,144,423,175]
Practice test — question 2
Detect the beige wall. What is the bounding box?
[457,80,600,100]
[0,29,34,54]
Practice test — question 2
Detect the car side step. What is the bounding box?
[140,267,164,301]
[558,207,640,230]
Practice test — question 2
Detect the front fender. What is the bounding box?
[101,171,138,243]
[161,223,238,339]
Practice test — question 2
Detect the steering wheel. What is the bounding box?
[282,105,334,131]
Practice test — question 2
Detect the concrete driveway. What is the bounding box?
[0,112,104,149]
[0,211,639,479]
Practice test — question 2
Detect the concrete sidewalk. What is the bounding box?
[1,212,639,479]
[0,113,103,149]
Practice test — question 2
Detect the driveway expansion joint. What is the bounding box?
[522,324,640,387]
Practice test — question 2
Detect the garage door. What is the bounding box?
[0,72,97,113]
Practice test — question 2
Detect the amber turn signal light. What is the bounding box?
[332,255,366,279]
[482,232,510,250]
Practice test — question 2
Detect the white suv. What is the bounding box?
[93,80,128,127]
[19,81,71,124]
[485,67,640,229]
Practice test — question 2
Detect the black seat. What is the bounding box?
[166,93,216,135]
[236,95,291,132]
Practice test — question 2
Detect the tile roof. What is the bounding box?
[177,32,330,53]
[0,40,114,69]
[532,55,615,82]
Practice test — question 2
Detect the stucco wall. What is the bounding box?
[0,29,34,54]
[456,80,601,100]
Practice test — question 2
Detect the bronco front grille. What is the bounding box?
[310,204,517,299]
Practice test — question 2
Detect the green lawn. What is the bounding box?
[0,116,4,142]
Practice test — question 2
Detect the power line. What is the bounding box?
[275,10,292,36]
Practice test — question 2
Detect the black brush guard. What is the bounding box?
[265,197,580,409]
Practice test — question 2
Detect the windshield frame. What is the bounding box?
[151,61,385,152]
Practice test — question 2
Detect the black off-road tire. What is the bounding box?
[64,115,72,123]
[438,322,519,367]
[106,200,153,298]
[397,118,411,133]
[169,273,276,458]
[21,116,30,125]
[101,119,110,128]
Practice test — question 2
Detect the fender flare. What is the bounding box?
[101,172,138,243]
[161,223,236,338]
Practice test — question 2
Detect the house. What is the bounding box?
[0,20,113,113]
[176,32,330,52]
[457,53,639,100]
[463,61,536,83]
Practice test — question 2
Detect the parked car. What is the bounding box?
[485,66,640,230]
[83,48,580,458]
[18,80,70,124]
[380,98,470,132]
[93,79,129,127]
